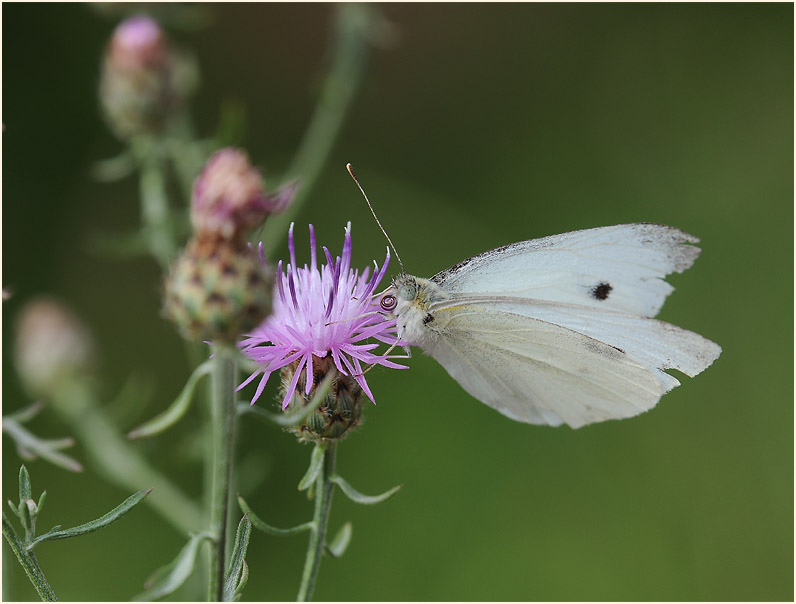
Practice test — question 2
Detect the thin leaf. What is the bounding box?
[2,418,83,473]
[238,371,334,427]
[30,489,151,548]
[235,559,249,601]
[6,401,45,423]
[237,495,313,536]
[2,512,58,601]
[223,516,251,602]
[18,465,32,502]
[331,475,402,505]
[90,151,135,182]
[128,361,212,439]
[298,445,325,492]
[325,522,352,558]
[133,533,210,601]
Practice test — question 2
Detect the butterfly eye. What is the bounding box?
[398,283,417,301]
[380,294,397,311]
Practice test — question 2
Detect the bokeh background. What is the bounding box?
[3,3,792,601]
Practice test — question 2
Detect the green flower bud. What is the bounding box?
[281,356,365,443]
[163,234,272,343]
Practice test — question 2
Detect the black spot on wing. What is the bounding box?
[591,282,612,301]
[423,313,435,325]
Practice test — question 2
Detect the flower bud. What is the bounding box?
[163,234,273,343]
[99,15,189,139]
[282,356,364,443]
[14,298,95,398]
[191,148,297,239]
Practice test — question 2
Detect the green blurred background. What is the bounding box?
[3,3,792,601]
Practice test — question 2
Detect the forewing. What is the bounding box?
[431,223,701,317]
[424,298,721,429]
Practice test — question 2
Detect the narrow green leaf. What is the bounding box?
[90,150,135,182]
[238,371,334,427]
[36,491,47,513]
[3,418,83,473]
[331,475,402,505]
[325,522,352,558]
[235,559,249,601]
[6,401,45,424]
[19,466,32,502]
[298,445,325,492]
[30,489,151,548]
[128,361,212,439]
[237,495,314,536]
[133,533,211,601]
[2,512,58,601]
[223,516,251,602]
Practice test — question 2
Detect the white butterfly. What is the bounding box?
[376,223,721,429]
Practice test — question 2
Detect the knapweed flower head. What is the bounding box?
[100,15,195,139]
[239,223,406,440]
[191,148,296,239]
[163,234,273,343]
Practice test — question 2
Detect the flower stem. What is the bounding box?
[207,345,238,602]
[134,136,177,268]
[260,4,376,255]
[297,442,337,602]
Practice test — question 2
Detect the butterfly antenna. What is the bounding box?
[346,163,405,274]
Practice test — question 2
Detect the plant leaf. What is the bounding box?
[331,475,402,505]
[238,370,334,427]
[298,445,325,492]
[325,522,352,558]
[128,361,212,439]
[223,515,251,602]
[237,495,314,536]
[90,150,135,182]
[3,418,83,473]
[18,465,32,502]
[133,533,211,601]
[30,489,151,548]
[5,401,45,424]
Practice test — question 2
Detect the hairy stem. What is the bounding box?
[207,346,237,602]
[297,442,337,602]
[2,513,57,601]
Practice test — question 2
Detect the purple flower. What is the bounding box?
[239,223,405,410]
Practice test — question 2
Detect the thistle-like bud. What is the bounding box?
[191,148,297,239]
[163,234,272,343]
[99,15,191,139]
[14,298,95,398]
[282,356,364,443]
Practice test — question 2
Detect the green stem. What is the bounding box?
[297,442,337,602]
[207,346,237,602]
[2,513,57,601]
[134,136,177,268]
[260,4,375,255]
[49,379,203,537]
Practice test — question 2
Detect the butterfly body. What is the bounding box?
[378,223,721,429]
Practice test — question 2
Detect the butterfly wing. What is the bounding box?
[431,223,700,318]
[423,296,721,428]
